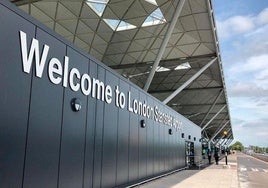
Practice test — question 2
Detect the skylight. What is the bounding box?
[87,0,167,31]
[86,0,109,16]
[174,62,191,70]
[156,66,171,72]
[104,19,137,31]
[142,8,166,27]
[144,0,158,6]
[117,20,137,31]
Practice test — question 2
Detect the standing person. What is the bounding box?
[207,149,212,164]
[214,151,219,165]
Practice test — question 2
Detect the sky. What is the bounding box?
[213,0,268,147]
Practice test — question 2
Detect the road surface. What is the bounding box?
[237,152,268,188]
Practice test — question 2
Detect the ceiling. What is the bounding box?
[10,0,233,144]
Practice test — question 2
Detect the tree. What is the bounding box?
[230,141,244,151]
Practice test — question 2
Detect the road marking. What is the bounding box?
[251,168,259,172]
[240,167,247,172]
[263,169,268,172]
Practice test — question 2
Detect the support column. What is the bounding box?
[143,0,186,91]
[201,104,226,131]
[209,120,229,142]
[208,141,211,150]
[163,57,217,104]
[200,89,223,126]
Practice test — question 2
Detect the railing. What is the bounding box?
[186,155,205,170]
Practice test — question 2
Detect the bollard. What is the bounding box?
[225,152,228,165]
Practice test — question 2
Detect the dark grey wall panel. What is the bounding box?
[83,61,97,188]
[101,71,118,188]
[153,120,160,174]
[23,28,65,188]
[0,1,202,188]
[139,92,147,179]
[58,47,88,188]
[116,80,130,186]
[128,86,139,182]
[146,96,154,177]
[92,65,105,188]
[0,5,34,188]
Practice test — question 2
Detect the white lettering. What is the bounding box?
[19,31,49,78]
[105,85,112,104]
[69,68,80,91]
[81,74,91,95]
[48,58,62,84]
[92,78,105,100]
[63,56,69,87]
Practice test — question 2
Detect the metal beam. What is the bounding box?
[209,120,229,141]
[201,104,226,131]
[226,139,233,146]
[163,57,217,104]
[143,0,186,91]
[215,128,231,145]
[149,86,222,94]
[11,0,40,6]
[200,89,223,126]
[109,53,216,70]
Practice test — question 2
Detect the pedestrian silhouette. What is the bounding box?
[214,151,219,165]
[207,149,212,164]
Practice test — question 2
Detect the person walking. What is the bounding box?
[214,151,219,165]
[207,149,212,164]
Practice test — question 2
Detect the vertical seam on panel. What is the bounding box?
[91,64,97,188]
[100,70,106,188]
[82,60,90,188]
[115,79,120,186]
[138,92,140,179]
[56,45,67,188]
[127,86,131,183]
[21,26,36,188]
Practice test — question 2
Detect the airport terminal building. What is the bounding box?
[0,0,233,187]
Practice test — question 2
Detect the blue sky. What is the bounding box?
[213,0,268,147]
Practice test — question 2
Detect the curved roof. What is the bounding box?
[11,0,233,144]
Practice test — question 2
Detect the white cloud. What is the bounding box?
[217,7,268,39]
[256,8,268,25]
[217,16,254,39]
[228,82,268,97]
[231,118,268,147]
[216,7,268,147]
[229,54,268,74]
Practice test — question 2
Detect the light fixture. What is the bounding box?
[71,98,82,112]
[174,62,191,70]
[140,120,146,128]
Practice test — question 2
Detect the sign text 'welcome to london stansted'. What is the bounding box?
[19,31,182,131]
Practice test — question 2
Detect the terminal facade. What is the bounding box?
[0,1,201,187]
[1,0,232,188]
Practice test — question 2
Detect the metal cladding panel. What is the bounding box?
[0,1,202,188]
[101,71,118,188]
[153,115,160,174]
[23,28,65,188]
[116,79,130,186]
[139,92,147,179]
[128,86,139,182]
[83,61,97,188]
[92,65,105,188]
[0,4,34,188]
[58,47,88,188]
[146,96,154,177]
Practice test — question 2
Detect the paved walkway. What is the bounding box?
[137,153,239,188]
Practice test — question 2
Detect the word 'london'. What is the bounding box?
[19,31,182,131]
